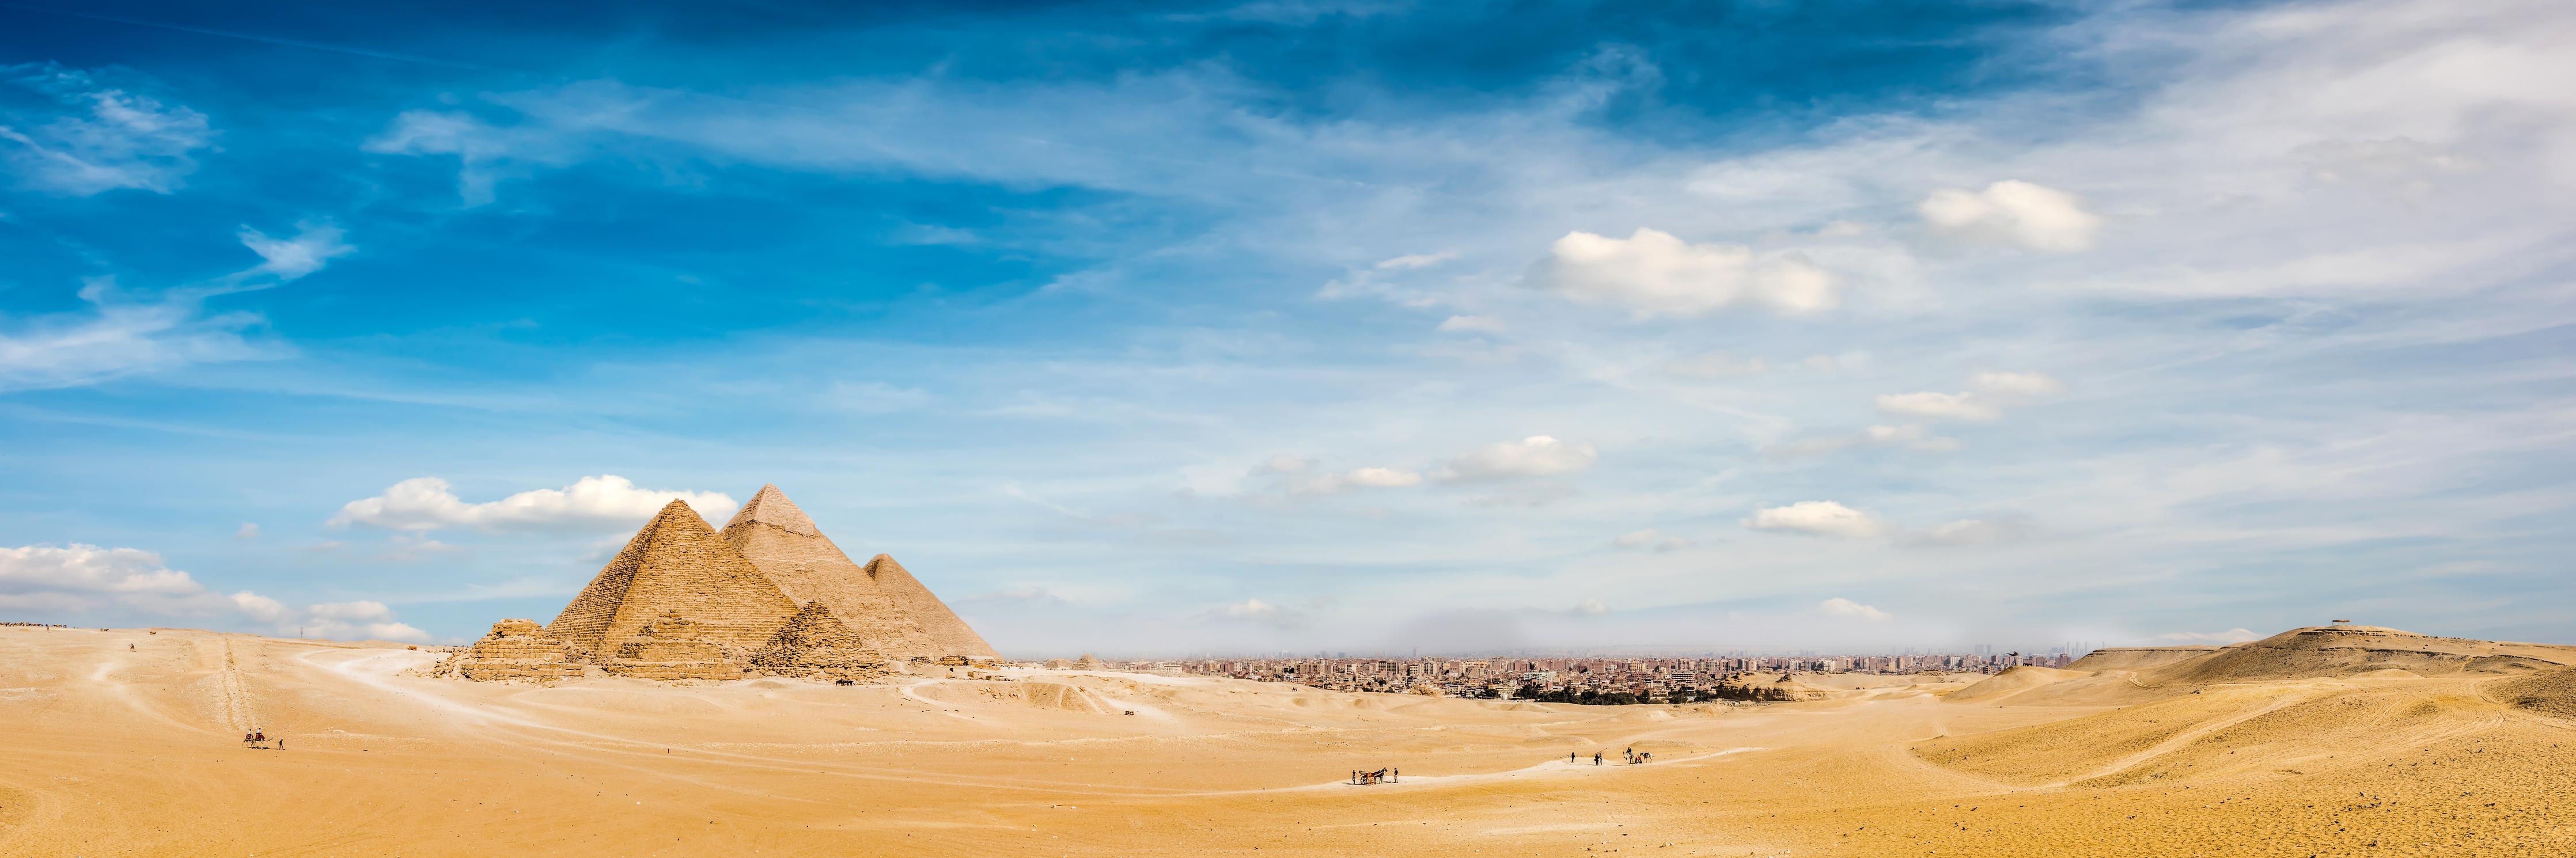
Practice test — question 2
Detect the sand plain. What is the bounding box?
[3,625,2572,857]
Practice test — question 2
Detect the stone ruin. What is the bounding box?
[445,484,996,685]
[747,602,891,682]
[601,612,743,681]
[438,619,584,681]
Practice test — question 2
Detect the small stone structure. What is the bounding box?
[748,603,891,682]
[600,612,743,681]
[1073,654,1105,670]
[444,619,586,681]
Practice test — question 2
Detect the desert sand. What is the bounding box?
[3,624,2572,857]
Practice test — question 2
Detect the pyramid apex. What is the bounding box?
[725,483,819,536]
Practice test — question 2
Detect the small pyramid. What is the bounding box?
[862,553,1001,659]
[550,500,799,658]
[447,619,584,681]
[718,485,951,660]
[748,602,890,681]
[600,610,743,681]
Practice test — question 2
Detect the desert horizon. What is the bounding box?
[6,618,2572,856]
[7,0,2575,853]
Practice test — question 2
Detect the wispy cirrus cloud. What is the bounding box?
[0,62,213,195]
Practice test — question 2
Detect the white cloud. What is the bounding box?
[0,63,213,195]
[228,591,291,622]
[1764,423,1959,458]
[328,475,736,532]
[1799,352,1869,373]
[1968,371,2067,397]
[2158,628,2260,644]
[1664,351,1768,378]
[0,544,204,595]
[1342,467,1423,488]
[1900,518,2030,547]
[1,218,350,394]
[234,222,355,282]
[1292,466,1425,494]
[2293,137,2482,196]
[297,600,430,642]
[0,543,426,641]
[1745,501,1885,538]
[1259,454,1315,474]
[1573,598,1611,615]
[234,523,260,540]
[1376,252,1456,270]
[1217,597,1283,621]
[1526,227,1837,317]
[1819,597,1892,621]
[1918,180,2102,252]
[964,586,1078,605]
[1874,391,2000,421]
[1437,435,1598,481]
[1876,371,2066,422]
[1611,529,1689,552]
[1436,314,1507,334]
[363,109,581,207]
[0,278,286,393]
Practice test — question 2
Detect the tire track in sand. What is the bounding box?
[214,639,260,733]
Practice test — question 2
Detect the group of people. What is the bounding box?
[1,621,69,628]
[1569,746,1653,765]
[241,730,281,749]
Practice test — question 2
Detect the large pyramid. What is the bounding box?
[860,552,999,659]
[719,484,995,660]
[719,485,942,660]
[549,499,800,658]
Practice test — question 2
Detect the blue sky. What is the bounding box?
[3,0,2571,656]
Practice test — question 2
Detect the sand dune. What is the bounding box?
[2136,625,2576,686]
[1943,666,2086,704]
[4,624,2572,856]
[2066,646,2217,671]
